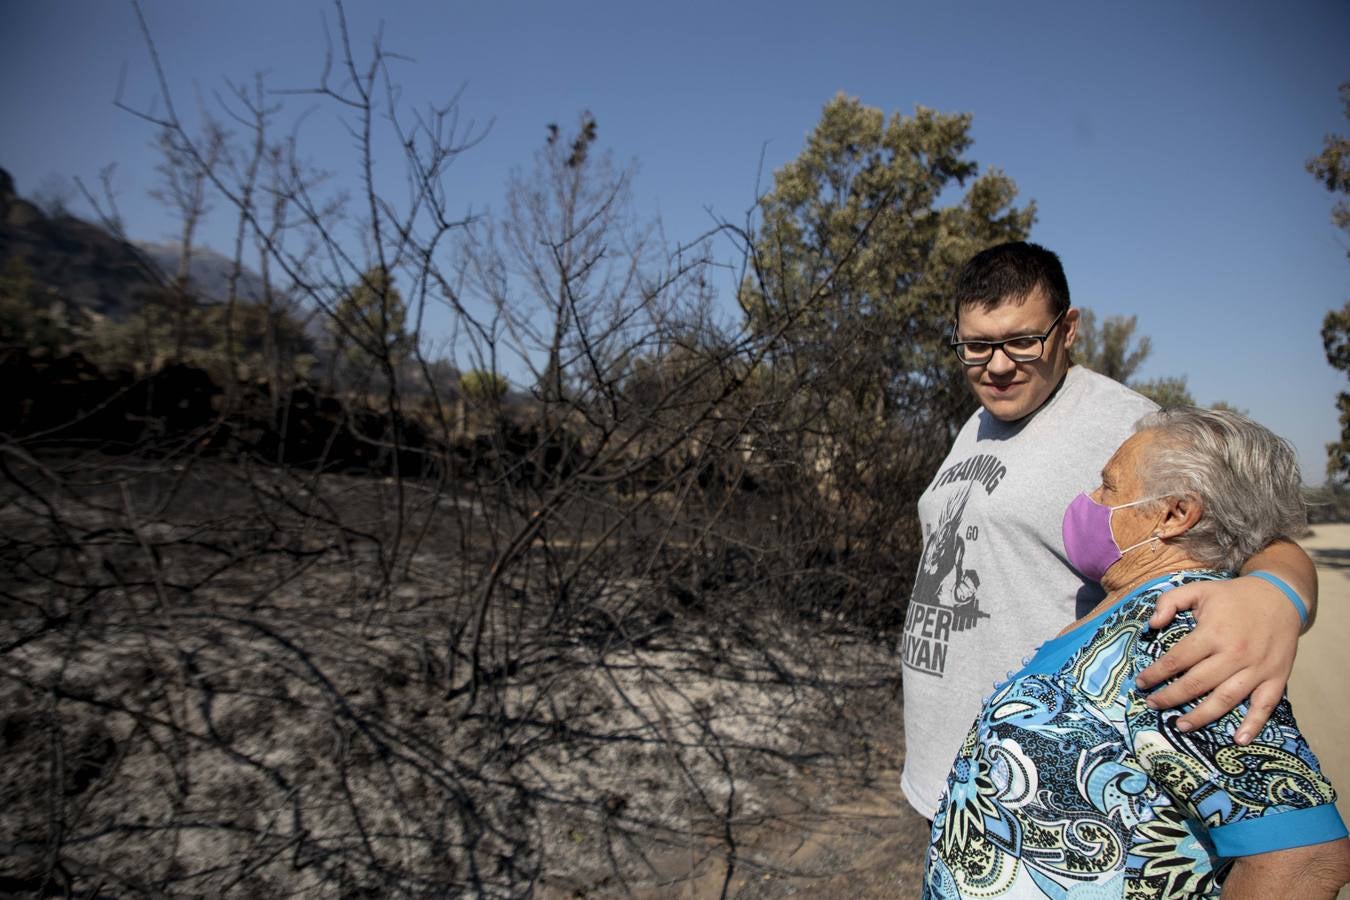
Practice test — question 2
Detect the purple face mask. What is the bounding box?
[1061,492,1161,582]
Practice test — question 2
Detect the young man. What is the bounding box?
[899,241,1318,821]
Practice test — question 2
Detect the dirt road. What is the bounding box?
[1288,524,1350,900]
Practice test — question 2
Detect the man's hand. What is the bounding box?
[1134,573,1303,744]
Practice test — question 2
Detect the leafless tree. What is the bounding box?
[150,122,225,362]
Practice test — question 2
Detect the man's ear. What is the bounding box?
[1062,307,1081,349]
[1158,493,1202,540]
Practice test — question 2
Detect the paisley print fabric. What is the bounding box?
[923,571,1346,898]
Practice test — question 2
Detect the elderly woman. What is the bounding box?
[923,408,1350,898]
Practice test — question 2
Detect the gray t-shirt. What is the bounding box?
[899,365,1157,819]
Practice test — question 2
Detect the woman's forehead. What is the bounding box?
[1106,430,1158,476]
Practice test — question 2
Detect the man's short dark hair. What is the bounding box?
[952,241,1070,317]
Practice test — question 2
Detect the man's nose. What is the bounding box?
[985,346,1018,375]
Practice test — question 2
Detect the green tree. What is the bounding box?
[1311,82,1350,480]
[744,93,1035,437]
[1074,308,1219,408]
[1307,82,1350,256]
[0,256,68,348]
[328,265,408,386]
[1133,375,1195,409]
[1073,310,1151,382]
[1323,305,1350,479]
[197,301,315,381]
[459,369,508,403]
[737,93,1035,573]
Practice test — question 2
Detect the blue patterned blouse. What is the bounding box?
[923,571,1346,898]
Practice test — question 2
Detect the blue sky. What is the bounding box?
[3,1,1348,481]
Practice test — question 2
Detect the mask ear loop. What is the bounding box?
[1117,496,1171,558]
[1117,526,1164,558]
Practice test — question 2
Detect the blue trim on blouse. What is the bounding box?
[1210,804,1348,857]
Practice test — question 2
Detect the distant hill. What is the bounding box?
[135,240,270,306]
[0,168,163,317]
[1,166,297,333]
[0,168,475,405]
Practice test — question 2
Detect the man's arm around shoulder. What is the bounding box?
[1136,538,1318,741]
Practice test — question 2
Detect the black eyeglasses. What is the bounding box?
[949,308,1067,366]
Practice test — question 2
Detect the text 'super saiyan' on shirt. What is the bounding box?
[923,572,1347,899]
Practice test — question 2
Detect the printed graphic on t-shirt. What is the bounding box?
[902,453,1005,678]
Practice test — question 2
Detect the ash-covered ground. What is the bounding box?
[0,452,929,898]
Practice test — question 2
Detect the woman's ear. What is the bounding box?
[1158,493,1202,539]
